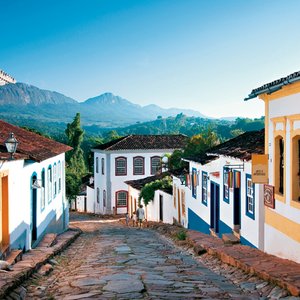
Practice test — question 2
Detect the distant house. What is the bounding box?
[0,69,16,86]
[0,120,71,258]
[178,130,265,250]
[126,172,175,224]
[245,71,300,262]
[92,134,188,215]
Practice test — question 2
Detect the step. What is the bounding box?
[38,233,58,248]
[222,233,240,245]
[5,249,23,265]
[0,244,10,260]
[209,228,218,238]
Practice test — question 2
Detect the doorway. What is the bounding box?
[31,175,37,246]
[210,182,220,234]
[159,194,163,222]
[0,175,9,251]
[233,171,241,232]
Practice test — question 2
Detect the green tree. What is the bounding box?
[65,113,87,202]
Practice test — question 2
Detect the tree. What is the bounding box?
[65,113,87,202]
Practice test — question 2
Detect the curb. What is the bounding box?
[0,228,81,298]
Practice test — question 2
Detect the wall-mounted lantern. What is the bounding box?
[5,133,19,160]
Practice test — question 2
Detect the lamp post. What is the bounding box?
[5,133,19,159]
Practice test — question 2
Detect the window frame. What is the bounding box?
[133,156,145,175]
[115,157,127,176]
[41,169,45,211]
[96,187,100,204]
[101,158,105,175]
[192,168,197,199]
[47,165,52,203]
[151,156,161,175]
[202,171,208,206]
[223,168,229,203]
[116,190,128,207]
[245,174,255,220]
[96,157,99,174]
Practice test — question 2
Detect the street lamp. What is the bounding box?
[5,133,19,159]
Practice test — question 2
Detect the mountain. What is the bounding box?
[0,82,209,131]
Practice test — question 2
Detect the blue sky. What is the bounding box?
[1,0,300,118]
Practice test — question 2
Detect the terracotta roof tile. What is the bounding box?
[94,134,188,151]
[208,129,264,161]
[0,120,72,162]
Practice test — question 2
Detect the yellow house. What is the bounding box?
[245,71,300,262]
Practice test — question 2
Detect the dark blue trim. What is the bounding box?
[53,162,57,199]
[218,220,232,238]
[240,235,257,248]
[58,160,61,194]
[223,167,229,203]
[245,174,255,220]
[48,164,52,204]
[201,171,208,206]
[41,168,45,213]
[192,168,197,199]
[187,208,210,234]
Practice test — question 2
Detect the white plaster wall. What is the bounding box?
[94,149,174,215]
[75,196,85,212]
[265,223,300,263]
[87,186,95,213]
[5,153,67,250]
[269,93,300,118]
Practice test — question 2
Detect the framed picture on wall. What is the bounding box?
[264,184,275,209]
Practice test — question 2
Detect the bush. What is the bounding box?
[176,229,187,241]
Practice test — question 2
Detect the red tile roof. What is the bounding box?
[94,134,188,151]
[208,129,264,161]
[0,120,72,162]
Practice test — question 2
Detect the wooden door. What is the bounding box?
[0,175,9,248]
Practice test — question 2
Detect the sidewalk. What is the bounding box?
[0,228,81,299]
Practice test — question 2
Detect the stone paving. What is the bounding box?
[4,213,300,299]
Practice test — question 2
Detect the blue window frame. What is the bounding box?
[246,174,255,219]
[223,168,229,203]
[202,171,208,206]
[192,168,197,199]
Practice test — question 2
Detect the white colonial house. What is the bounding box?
[245,70,300,262]
[0,120,71,258]
[177,130,265,250]
[92,134,188,215]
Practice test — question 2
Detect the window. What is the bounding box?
[246,174,255,219]
[115,157,127,176]
[151,156,161,175]
[103,190,106,207]
[53,163,57,198]
[192,168,197,199]
[116,191,127,207]
[48,166,52,203]
[97,188,100,203]
[96,157,99,173]
[275,136,284,195]
[181,190,186,216]
[41,169,45,211]
[292,136,300,201]
[223,168,229,203]
[202,171,208,205]
[133,156,144,175]
[58,161,61,193]
[101,158,105,175]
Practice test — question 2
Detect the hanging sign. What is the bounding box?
[264,184,275,209]
[252,154,268,184]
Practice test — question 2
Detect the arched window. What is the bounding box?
[101,158,105,175]
[275,136,284,195]
[48,165,52,203]
[58,161,61,193]
[133,156,144,175]
[41,169,45,211]
[151,156,161,175]
[116,191,127,207]
[115,157,127,176]
[96,157,99,173]
[103,190,106,207]
[97,188,100,203]
[53,163,57,198]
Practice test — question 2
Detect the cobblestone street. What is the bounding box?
[5,214,298,299]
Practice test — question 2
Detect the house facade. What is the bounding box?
[92,135,188,215]
[178,130,265,250]
[245,71,300,262]
[0,120,71,257]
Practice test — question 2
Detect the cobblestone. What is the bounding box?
[4,213,300,299]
